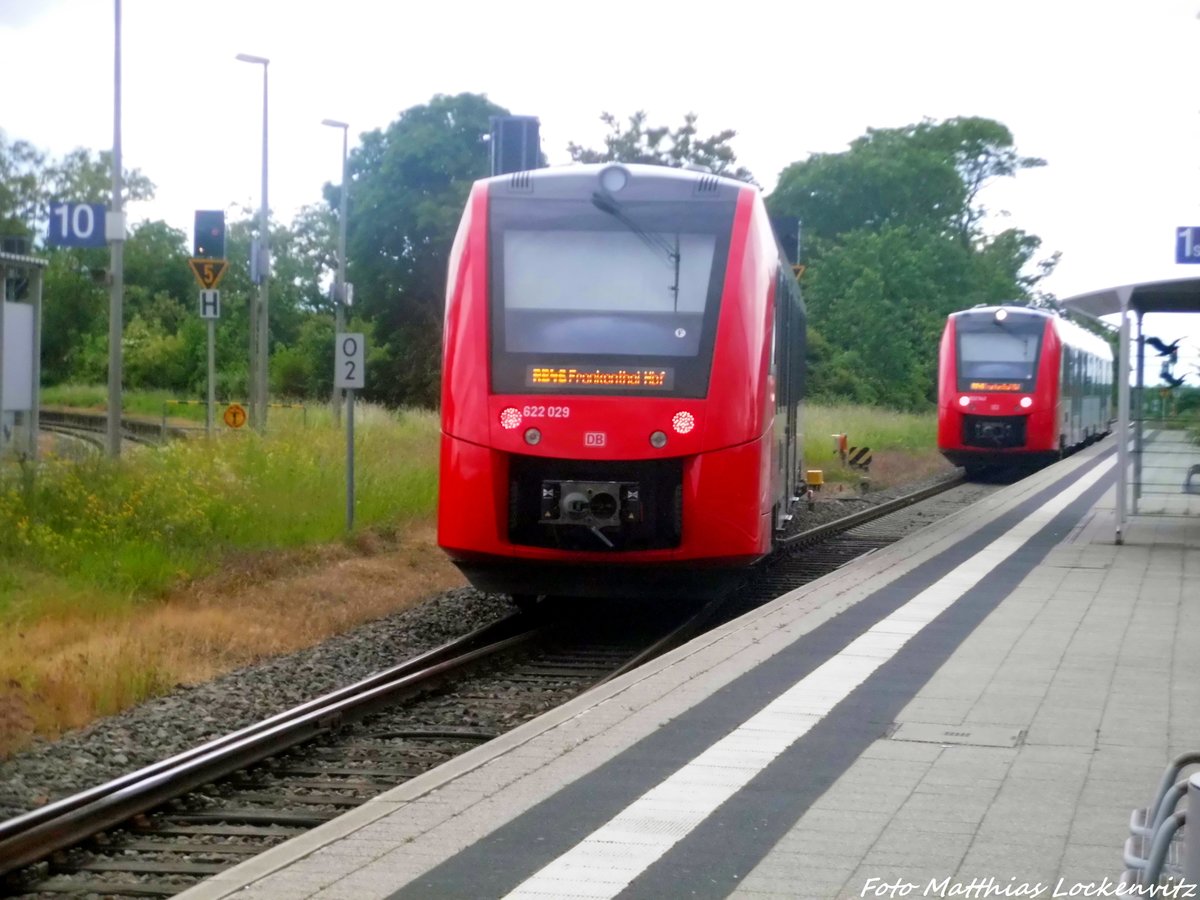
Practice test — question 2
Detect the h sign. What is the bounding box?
[199,290,220,319]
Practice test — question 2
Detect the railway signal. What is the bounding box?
[189,215,229,436]
[194,210,226,259]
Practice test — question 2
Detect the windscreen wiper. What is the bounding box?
[592,191,681,310]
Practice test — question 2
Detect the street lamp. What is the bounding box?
[108,0,125,457]
[236,52,269,430]
[322,118,349,424]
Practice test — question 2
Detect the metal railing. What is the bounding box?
[1120,752,1200,892]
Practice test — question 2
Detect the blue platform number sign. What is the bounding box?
[47,202,107,249]
[1176,227,1200,264]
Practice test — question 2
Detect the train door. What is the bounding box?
[773,265,804,527]
[771,269,788,529]
[786,271,805,500]
[1065,345,1075,451]
[1081,353,1099,439]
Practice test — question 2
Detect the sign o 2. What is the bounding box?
[335,333,366,389]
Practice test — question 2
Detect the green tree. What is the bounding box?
[904,117,1046,244]
[0,131,46,239]
[39,253,107,384]
[801,226,978,407]
[771,129,963,240]
[289,201,339,318]
[568,111,754,183]
[44,147,155,213]
[346,92,509,407]
[123,220,192,330]
[771,117,1044,245]
[769,117,1053,410]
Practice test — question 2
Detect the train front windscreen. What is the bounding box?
[954,314,1045,393]
[488,195,736,397]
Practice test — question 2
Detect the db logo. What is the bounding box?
[584,432,607,447]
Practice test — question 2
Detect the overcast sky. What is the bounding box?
[2,0,1199,371]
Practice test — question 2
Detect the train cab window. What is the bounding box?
[954,314,1043,392]
[501,229,715,357]
[488,195,736,397]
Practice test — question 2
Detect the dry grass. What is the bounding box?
[811,449,955,495]
[0,521,465,758]
[859,448,957,490]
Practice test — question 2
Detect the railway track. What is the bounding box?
[0,471,992,898]
[38,409,187,449]
[39,410,195,448]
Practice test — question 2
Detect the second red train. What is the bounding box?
[937,305,1113,474]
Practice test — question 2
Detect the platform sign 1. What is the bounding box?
[1176,227,1200,263]
[47,202,107,249]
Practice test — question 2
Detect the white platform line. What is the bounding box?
[503,458,1115,899]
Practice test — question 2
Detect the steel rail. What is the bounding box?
[37,423,106,452]
[778,471,965,547]
[597,595,729,686]
[40,409,187,444]
[0,612,542,876]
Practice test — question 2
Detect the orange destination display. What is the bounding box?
[527,366,673,389]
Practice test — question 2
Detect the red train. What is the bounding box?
[437,164,806,602]
[937,305,1113,474]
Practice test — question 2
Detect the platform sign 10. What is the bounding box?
[47,202,107,249]
[1176,227,1200,264]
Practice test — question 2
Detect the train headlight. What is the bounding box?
[599,165,629,193]
[994,308,1008,322]
[1020,396,1033,408]
[959,396,971,407]
[672,411,695,434]
[499,407,522,430]
[524,427,542,445]
[650,430,668,448]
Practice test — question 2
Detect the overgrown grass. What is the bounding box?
[42,384,193,420]
[0,402,444,754]
[0,403,439,619]
[804,402,942,487]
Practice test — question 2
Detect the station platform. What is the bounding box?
[178,435,1200,900]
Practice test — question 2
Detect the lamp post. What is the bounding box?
[236,53,269,430]
[322,118,349,425]
[107,0,125,457]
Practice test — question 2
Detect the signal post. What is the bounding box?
[190,211,228,436]
[336,332,365,530]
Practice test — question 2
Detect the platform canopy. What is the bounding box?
[1060,276,1200,319]
[1058,277,1200,543]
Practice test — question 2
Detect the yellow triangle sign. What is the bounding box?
[189,258,229,289]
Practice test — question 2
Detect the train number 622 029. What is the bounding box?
[522,405,571,418]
